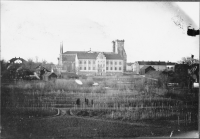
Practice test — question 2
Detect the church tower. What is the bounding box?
[57,42,63,74]
[59,42,63,66]
[112,40,127,71]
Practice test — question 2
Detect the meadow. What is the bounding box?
[1,76,198,127]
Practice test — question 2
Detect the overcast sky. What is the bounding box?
[1,2,199,64]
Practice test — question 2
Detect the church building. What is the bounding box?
[57,40,127,76]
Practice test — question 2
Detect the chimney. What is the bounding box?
[112,41,115,53]
[60,42,63,54]
[191,54,194,59]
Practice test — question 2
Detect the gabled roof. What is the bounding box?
[140,65,155,70]
[104,53,123,60]
[63,51,123,60]
[137,61,166,65]
[62,55,76,61]
[78,52,98,59]
[166,62,176,65]
[127,63,134,66]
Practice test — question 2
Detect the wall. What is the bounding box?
[133,62,140,74]
[106,60,123,73]
[151,65,166,71]
[79,59,97,72]
[78,59,124,74]
[166,65,175,71]
[126,65,133,71]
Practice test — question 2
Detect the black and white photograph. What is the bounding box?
[1,1,199,138]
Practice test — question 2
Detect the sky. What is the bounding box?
[1,1,199,64]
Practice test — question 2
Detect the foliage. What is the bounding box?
[178,57,199,65]
[1,59,8,73]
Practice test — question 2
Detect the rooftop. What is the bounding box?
[63,51,123,60]
[137,61,166,65]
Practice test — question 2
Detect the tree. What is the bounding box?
[177,56,199,89]
[26,58,34,70]
[178,56,199,65]
[42,59,47,65]
[1,59,8,73]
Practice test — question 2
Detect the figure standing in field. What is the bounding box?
[76,98,80,106]
[85,98,89,105]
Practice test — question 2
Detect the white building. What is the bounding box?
[57,40,127,76]
[126,63,134,71]
[133,61,167,74]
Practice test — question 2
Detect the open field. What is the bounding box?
[1,108,198,139]
[1,77,199,138]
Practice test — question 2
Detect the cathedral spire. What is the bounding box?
[60,41,63,54]
[62,41,63,54]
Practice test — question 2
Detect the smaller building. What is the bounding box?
[126,63,134,71]
[133,61,166,74]
[166,62,176,71]
[139,66,155,75]
[43,72,57,81]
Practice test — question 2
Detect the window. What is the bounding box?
[106,67,108,70]
[106,61,108,64]
[115,67,117,70]
[79,60,82,64]
[110,61,113,65]
[119,67,121,70]
[110,67,112,70]
[84,61,86,64]
[93,67,95,70]
[80,67,82,70]
[93,61,95,64]
[115,61,117,65]
[84,67,86,70]
[119,62,121,65]
[89,67,90,70]
[89,61,91,64]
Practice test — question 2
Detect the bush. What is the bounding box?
[92,86,106,93]
[84,79,94,87]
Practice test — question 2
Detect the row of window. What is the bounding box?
[79,60,95,64]
[79,60,122,65]
[80,67,96,70]
[107,67,122,70]
[106,61,122,65]
[79,67,122,71]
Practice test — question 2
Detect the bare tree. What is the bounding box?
[26,58,34,70]
[178,57,199,65]
[42,59,47,65]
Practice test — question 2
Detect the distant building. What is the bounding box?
[126,63,134,71]
[43,72,57,81]
[139,66,155,75]
[133,61,167,74]
[57,40,127,76]
[166,62,176,71]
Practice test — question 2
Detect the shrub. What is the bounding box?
[84,79,94,87]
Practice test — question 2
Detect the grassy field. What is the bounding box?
[1,77,198,138]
